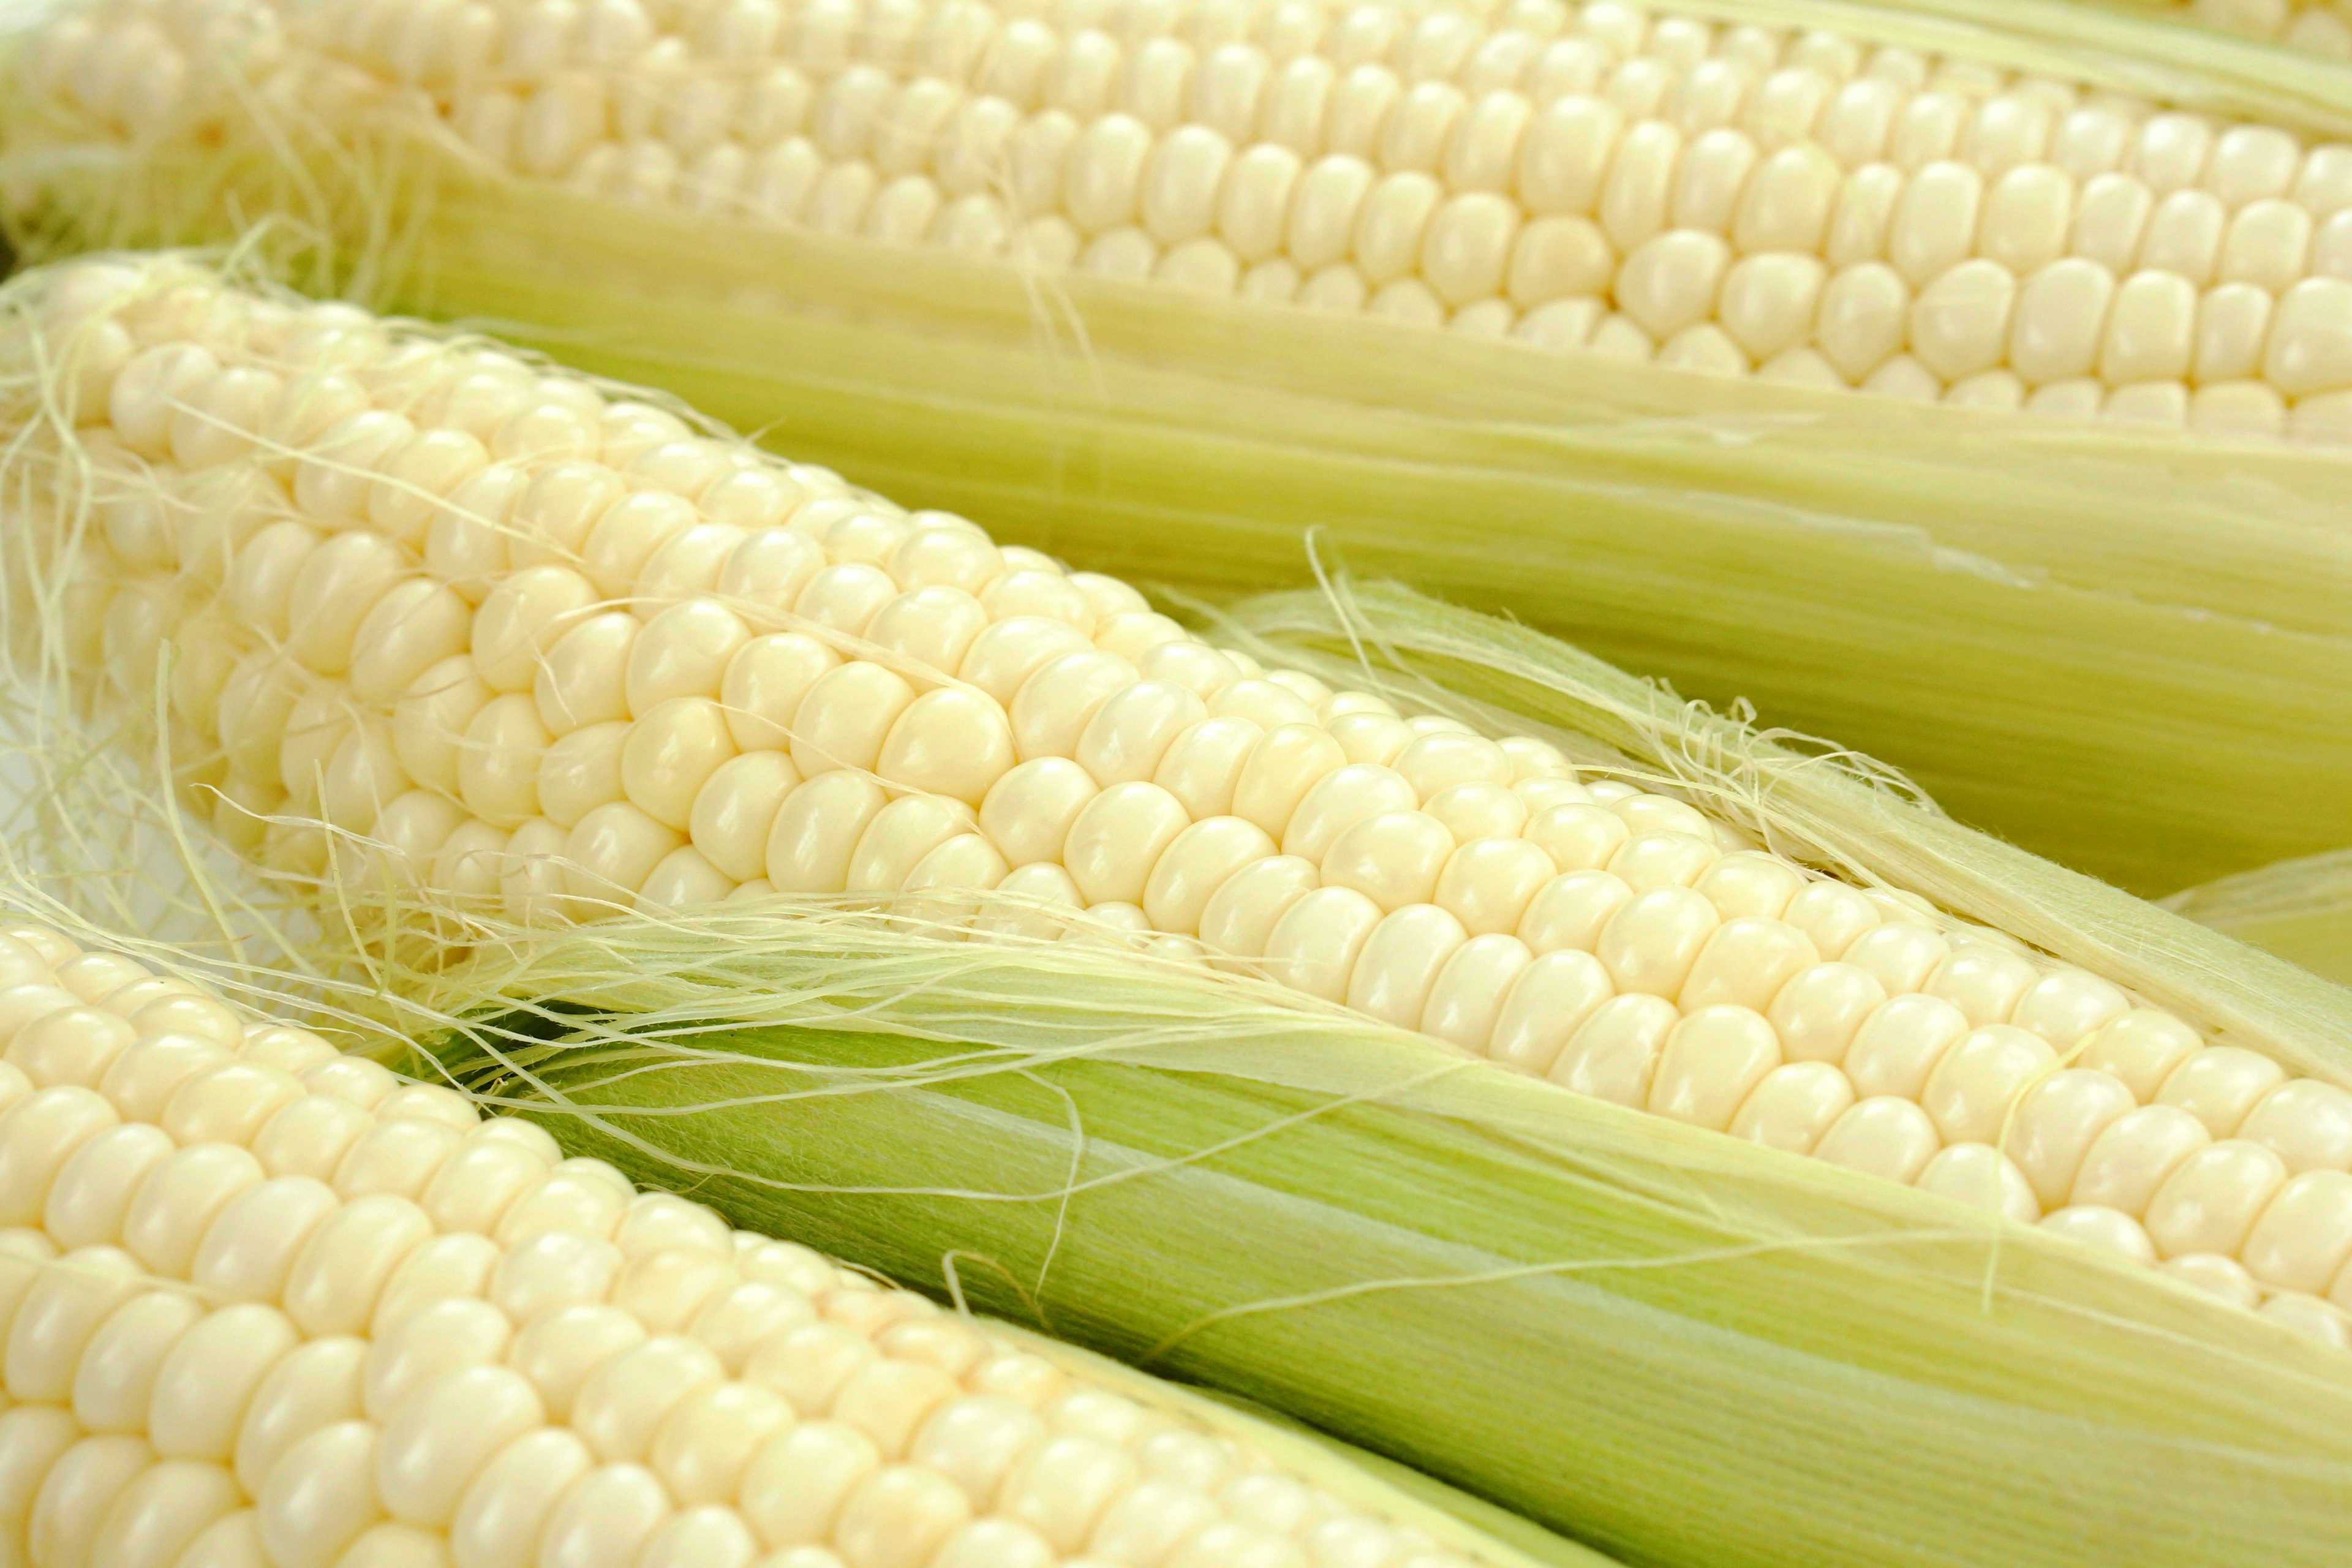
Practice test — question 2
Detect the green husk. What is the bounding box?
[7,252,2352,1567]
[6,0,2352,895]
[2166,848,2352,989]
[426,963,2352,1568]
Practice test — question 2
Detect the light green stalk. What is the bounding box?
[5,0,2352,895]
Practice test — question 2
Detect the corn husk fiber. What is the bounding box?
[6,0,2352,895]
[9,254,2352,1568]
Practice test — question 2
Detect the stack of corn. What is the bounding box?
[4,253,2351,1565]
[6,0,2351,900]
[0,915,1580,1568]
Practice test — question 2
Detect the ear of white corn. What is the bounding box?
[6,253,2352,1567]
[0,918,1588,1568]
[15,249,2352,1314]
[10,0,2352,432]
[6,0,2352,902]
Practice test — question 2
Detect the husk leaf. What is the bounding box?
[403,893,2352,1568]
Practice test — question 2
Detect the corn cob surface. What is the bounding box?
[0,915,1594,1568]
[5,252,2352,1567]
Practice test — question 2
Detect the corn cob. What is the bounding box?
[13,0,2352,435]
[14,248,2352,1322]
[0,916,1585,1568]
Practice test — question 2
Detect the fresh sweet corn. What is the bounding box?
[24,248,2352,1320]
[16,255,2352,1308]
[9,254,2352,1567]
[11,0,2352,433]
[0,918,1578,1568]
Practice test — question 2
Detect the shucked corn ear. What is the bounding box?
[6,1,2352,900]
[0,916,1582,1568]
[13,0,2352,431]
[7,253,2352,1566]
